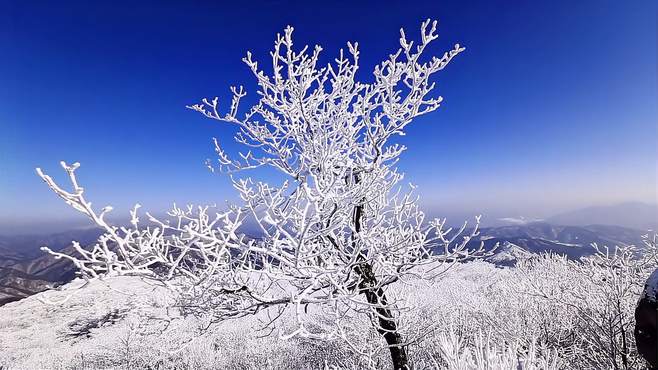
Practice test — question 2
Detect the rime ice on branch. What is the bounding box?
[37,19,483,369]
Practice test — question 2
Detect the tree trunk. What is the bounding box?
[353,195,409,370]
[355,260,410,370]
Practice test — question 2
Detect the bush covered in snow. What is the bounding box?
[1,234,656,369]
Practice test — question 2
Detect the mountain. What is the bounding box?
[547,202,658,230]
[0,228,103,260]
[467,222,648,266]
[0,229,102,305]
[484,241,533,267]
[0,222,650,306]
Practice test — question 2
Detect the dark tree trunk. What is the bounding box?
[352,193,409,370]
[354,260,410,370]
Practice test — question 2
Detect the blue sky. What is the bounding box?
[1,0,656,232]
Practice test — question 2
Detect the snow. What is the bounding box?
[498,217,544,225]
[485,242,532,265]
[537,238,581,248]
[0,262,510,369]
[1,254,651,369]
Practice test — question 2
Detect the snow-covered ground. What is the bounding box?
[0,262,509,369]
[0,256,650,369]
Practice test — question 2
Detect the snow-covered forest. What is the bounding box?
[2,242,658,369]
[2,9,657,370]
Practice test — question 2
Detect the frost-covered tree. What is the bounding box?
[36,20,482,369]
[517,234,658,370]
[636,234,658,369]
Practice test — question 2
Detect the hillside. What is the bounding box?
[0,229,102,305]
[0,263,512,369]
[470,222,647,265]
[547,202,658,230]
[0,223,648,307]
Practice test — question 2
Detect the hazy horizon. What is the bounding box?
[1,0,656,232]
[1,200,656,236]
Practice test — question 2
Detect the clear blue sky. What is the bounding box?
[1,0,656,232]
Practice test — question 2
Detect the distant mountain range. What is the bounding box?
[434,202,657,229]
[472,222,648,266]
[0,228,103,305]
[546,202,657,230]
[0,209,655,306]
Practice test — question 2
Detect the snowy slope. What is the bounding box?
[484,242,533,267]
[0,263,509,370]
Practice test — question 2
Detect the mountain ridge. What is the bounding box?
[546,202,658,230]
[0,222,652,306]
